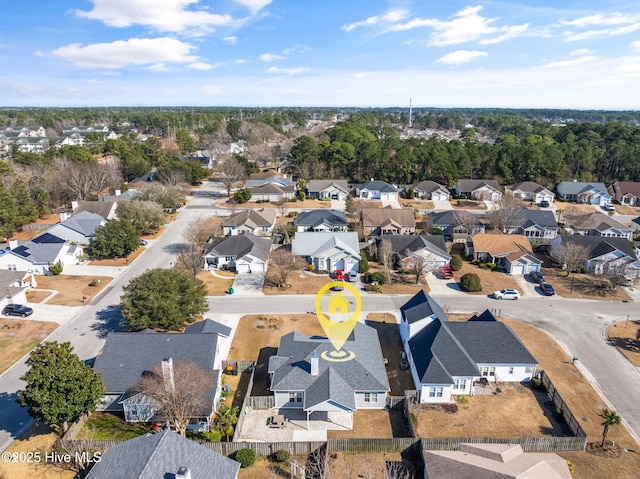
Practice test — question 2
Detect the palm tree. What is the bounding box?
[599,407,621,447]
[214,404,239,441]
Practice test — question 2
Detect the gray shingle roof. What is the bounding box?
[306,179,349,193]
[456,179,501,193]
[184,318,231,337]
[61,210,105,236]
[400,290,449,325]
[268,323,390,411]
[509,208,558,229]
[221,209,276,228]
[563,211,629,232]
[385,235,450,260]
[85,429,240,479]
[556,235,637,260]
[203,233,271,262]
[362,208,416,227]
[413,180,447,193]
[73,200,116,219]
[10,241,66,264]
[294,210,348,228]
[292,232,360,258]
[507,181,552,194]
[358,180,397,192]
[431,210,484,227]
[556,181,608,196]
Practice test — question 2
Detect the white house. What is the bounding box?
[412,181,450,201]
[0,270,37,310]
[355,180,398,201]
[306,179,349,201]
[221,209,276,236]
[43,210,107,245]
[556,181,611,206]
[292,232,361,273]
[506,181,555,204]
[202,233,271,273]
[293,210,348,232]
[0,238,83,274]
[455,179,502,202]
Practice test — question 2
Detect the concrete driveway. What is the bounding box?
[231,272,266,295]
[432,200,453,211]
[425,271,463,296]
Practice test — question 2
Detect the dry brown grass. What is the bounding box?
[399,198,435,209]
[541,268,631,301]
[607,320,640,367]
[0,319,58,373]
[263,271,332,295]
[449,199,487,210]
[325,452,415,479]
[327,410,396,439]
[614,204,640,215]
[196,270,235,296]
[9,215,61,241]
[365,263,431,295]
[89,246,145,266]
[26,290,53,303]
[456,261,520,295]
[557,203,598,216]
[31,275,113,306]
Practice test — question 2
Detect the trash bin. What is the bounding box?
[228,287,234,295]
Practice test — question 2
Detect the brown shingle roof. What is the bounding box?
[362,208,416,227]
[472,233,532,258]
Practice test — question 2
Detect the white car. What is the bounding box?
[347,271,358,282]
[493,288,521,300]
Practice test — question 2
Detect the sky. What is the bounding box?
[2,0,640,109]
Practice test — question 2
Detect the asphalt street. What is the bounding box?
[0,180,639,453]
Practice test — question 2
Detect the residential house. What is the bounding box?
[400,291,537,403]
[85,429,240,479]
[506,181,555,204]
[455,179,502,202]
[247,183,295,202]
[183,150,213,170]
[631,216,640,233]
[385,235,450,272]
[93,324,229,427]
[608,181,640,206]
[292,232,360,273]
[466,232,542,275]
[221,209,276,237]
[562,211,632,239]
[550,235,640,278]
[43,211,107,245]
[0,270,37,309]
[430,210,486,242]
[306,179,349,201]
[362,208,416,236]
[72,200,118,220]
[412,180,450,201]
[501,207,558,245]
[0,238,82,274]
[268,322,390,429]
[203,232,270,273]
[355,180,398,201]
[423,443,571,479]
[556,181,611,205]
[245,171,295,189]
[294,209,348,232]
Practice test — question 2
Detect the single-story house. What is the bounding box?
[294,209,348,232]
[501,207,558,244]
[203,232,271,273]
[0,237,83,275]
[455,179,502,202]
[384,235,450,271]
[631,216,640,233]
[268,323,390,429]
[608,181,640,206]
[556,181,611,205]
[245,171,294,189]
[400,291,537,403]
[85,429,240,479]
[362,208,416,236]
[221,209,276,237]
[0,270,37,310]
[562,211,632,239]
[246,183,295,202]
[93,324,229,427]
[430,211,486,242]
[412,181,450,201]
[466,232,542,275]
[43,210,107,245]
[423,443,571,479]
[505,181,555,204]
[355,180,398,201]
[550,235,640,278]
[291,231,360,273]
[183,150,213,170]
[306,179,349,201]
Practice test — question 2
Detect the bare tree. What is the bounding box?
[219,155,246,197]
[485,191,524,231]
[157,168,186,187]
[550,240,590,277]
[276,197,289,217]
[131,360,214,437]
[272,222,293,244]
[378,238,395,283]
[176,217,222,275]
[403,254,432,284]
[267,248,304,287]
[603,261,633,286]
[55,157,111,201]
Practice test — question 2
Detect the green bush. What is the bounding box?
[450,255,463,271]
[89,279,101,287]
[287,211,298,218]
[457,395,469,404]
[460,273,482,292]
[234,448,256,468]
[364,284,383,293]
[48,260,63,275]
[273,449,291,463]
[369,272,386,285]
[486,262,498,271]
[188,430,222,442]
[358,254,370,273]
[233,188,251,204]
[530,377,543,389]
[430,226,444,235]
[471,258,481,265]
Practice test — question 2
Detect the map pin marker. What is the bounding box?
[314,281,361,356]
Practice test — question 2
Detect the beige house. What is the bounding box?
[466,232,542,275]
[362,208,416,236]
[221,209,276,236]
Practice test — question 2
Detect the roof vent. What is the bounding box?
[176,466,191,479]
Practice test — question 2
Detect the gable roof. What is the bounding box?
[610,181,640,198]
[93,330,219,393]
[85,429,240,479]
[507,181,553,195]
[358,180,397,193]
[456,179,501,193]
[9,241,67,264]
[59,210,105,236]
[507,208,558,229]
[294,209,348,228]
[413,180,448,193]
[73,200,117,219]
[556,181,608,196]
[362,208,416,227]
[292,232,360,259]
[306,179,349,193]
[221,209,276,229]
[385,235,450,260]
[555,235,637,260]
[471,233,533,258]
[184,318,231,337]
[400,290,449,325]
[431,210,484,227]
[563,211,630,232]
[0,270,30,300]
[203,233,271,262]
[268,323,390,410]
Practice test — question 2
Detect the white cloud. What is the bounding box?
[632,41,640,53]
[564,23,640,41]
[542,55,598,68]
[235,58,248,64]
[561,13,640,28]
[188,62,215,70]
[223,36,238,45]
[437,50,488,65]
[74,0,237,34]
[259,53,285,62]
[283,45,310,55]
[201,84,225,95]
[342,9,409,32]
[52,37,199,69]
[147,63,170,72]
[266,66,310,74]
[233,0,272,14]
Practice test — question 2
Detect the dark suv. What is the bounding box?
[2,304,33,317]
[529,271,545,284]
[538,200,550,208]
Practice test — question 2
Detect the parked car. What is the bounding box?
[529,271,545,284]
[538,200,550,208]
[620,277,635,287]
[347,270,358,282]
[2,304,34,317]
[603,203,615,211]
[331,281,345,291]
[140,239,149,246]
[333,269,344,281]
[440,265,454,279]
[539,283,555,296]
[493,288,521,300]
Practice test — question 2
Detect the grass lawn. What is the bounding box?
[79,412,153,441]
[327,409,409,439]
[607,320,640,367]
[456,261,520,295]
[613,204,640,215]
[399,198,434,209]
[31,275,113,306]
[0,319,58,373]
[89,246,146,266]
[263,270,331,295]
[197,270,235,296]
[541,268,631,301]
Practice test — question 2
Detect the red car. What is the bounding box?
[440,266,454,279]
[334,269,344,281]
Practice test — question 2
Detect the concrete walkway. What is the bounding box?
[231,272,266,295]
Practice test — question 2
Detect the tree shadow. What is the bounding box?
[0,391,33,440]
[389,409,411,438]
[527,384,573,437]
[90,304,126,339]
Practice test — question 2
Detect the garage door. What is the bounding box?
[525,264,539,273]
[235,263,250,273]
[511,264,525,275]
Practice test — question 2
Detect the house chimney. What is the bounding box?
[8,240,18,250]
[115,189,121,196]
[175,466,191,479]
[310,351,319,376]
[71,200,79,210]
[59,212,68,222]
[162,358,175,394]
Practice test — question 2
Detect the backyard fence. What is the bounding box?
[420,435,587,452]
[327,437,422,454]
[222,360,255,372]
[231,362,256,442]
[202,440,326,457]
[385,396,405,409]
[62,414,89,441]
[247,395,275,409]
[540,370,588,438]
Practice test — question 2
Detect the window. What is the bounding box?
[7,264,17,271]
[289,392,301,403]
[364,392,378,403]
[480,367,495,377]
[509,367,514,374]
[453,379,466,390]
[428,387,443,398]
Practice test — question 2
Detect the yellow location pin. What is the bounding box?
[314,281,361,356]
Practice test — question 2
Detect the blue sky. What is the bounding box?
[2,1,640,108]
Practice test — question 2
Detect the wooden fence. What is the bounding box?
[540,370,587,438]
[247,395,275,409]
[231,363,256,442]
[221,360,255,372]
[420,435,587,452]
[62,414,89,441]
[327,438,422,454]
[202,440,326,457]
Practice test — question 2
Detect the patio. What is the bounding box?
[237,409,353,442]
